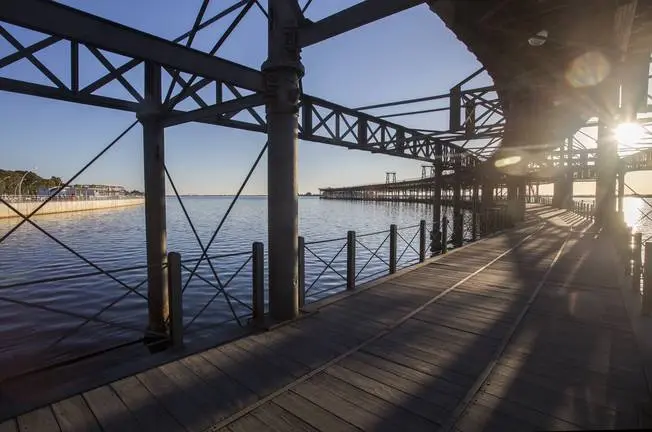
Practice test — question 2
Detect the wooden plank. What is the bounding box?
[247,329,340,370]
[51,395,101,432]
[83,385,140,432]
[393,320,499,352]
[369,337,488,379]
[455,400,541,432]
[350,351,468,398]
[373,336,491,377]
[226,413,269,432]
[272,391,358,432]
[17,406,61,432]
[411,312,511,340]
[110,376,184,432]
[286,317,368,349]
[250,401,318,432]
[179,354,258,412]
[480,368,633,428]
[217,343,296,395]
[484,366,640,416]
[233,337,311,378]
[274,325,352,357]
[309,372,436,431]
[291,380,391,431]
[308,306,386,339]
[497,351,646,392]
[341,354,462,407]
[200,345,275,397]
[0,420,17,432]
[468,392,582,431]
[361,343,475,387]
[159,360,233,423]
[325,364,446,424]
[136,367,212,431]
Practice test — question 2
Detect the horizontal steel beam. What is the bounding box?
[0,77,141,111]
[298,0,426,48]
[162,93,266,127]
[0,0,263,92]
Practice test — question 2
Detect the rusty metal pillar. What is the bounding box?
[263,0,304,321]
[431,144,443,252]
[140,61,168,341]
[452,154,463,247]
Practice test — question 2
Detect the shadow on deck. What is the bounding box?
[1,205,649,431]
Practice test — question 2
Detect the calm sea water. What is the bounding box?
[2,195,650,378]
[0,196,462,378]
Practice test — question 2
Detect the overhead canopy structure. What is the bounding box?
[431,0,652,158]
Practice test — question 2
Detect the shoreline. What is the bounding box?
[0,197,144,219]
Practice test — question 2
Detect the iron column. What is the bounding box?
[431,143,442,252]
[595,73,619,228]
[617,168,625,219]
[263,0,304,321]
[140,61,168,338]
[452,153,462,246]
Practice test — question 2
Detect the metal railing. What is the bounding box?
[297,212,506,305]
[298,223,425,305]
[176,247,263,338]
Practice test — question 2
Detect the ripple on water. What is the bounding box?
[0,197,472,377]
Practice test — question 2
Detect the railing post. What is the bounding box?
[624,226,633,271]
[454,213,463,247]
[644,242,652,315]
[252,242,265,326]
[347,230,356,290]
[441,217,448,254]
[419,220,427,262]
[389,224,397,273]
[298,236,305,307]
[167,252,183,347]
[633,233,642,291]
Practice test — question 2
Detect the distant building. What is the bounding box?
[75,185,126,198]
[37,185,127,198]
[37,186,73,197]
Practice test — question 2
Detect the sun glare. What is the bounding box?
[494,155,522,168]
[615,122,645,147]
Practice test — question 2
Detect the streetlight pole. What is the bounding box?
[15,167,37,200]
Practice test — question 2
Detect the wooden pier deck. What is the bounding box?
[1,205,650,431]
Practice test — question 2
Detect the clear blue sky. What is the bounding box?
[0,0,510,194]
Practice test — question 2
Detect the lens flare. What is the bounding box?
[494,155,522,168]
[615,122,645,146]
[565,51,611,88]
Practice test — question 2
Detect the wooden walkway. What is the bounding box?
[1,205,650,431]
